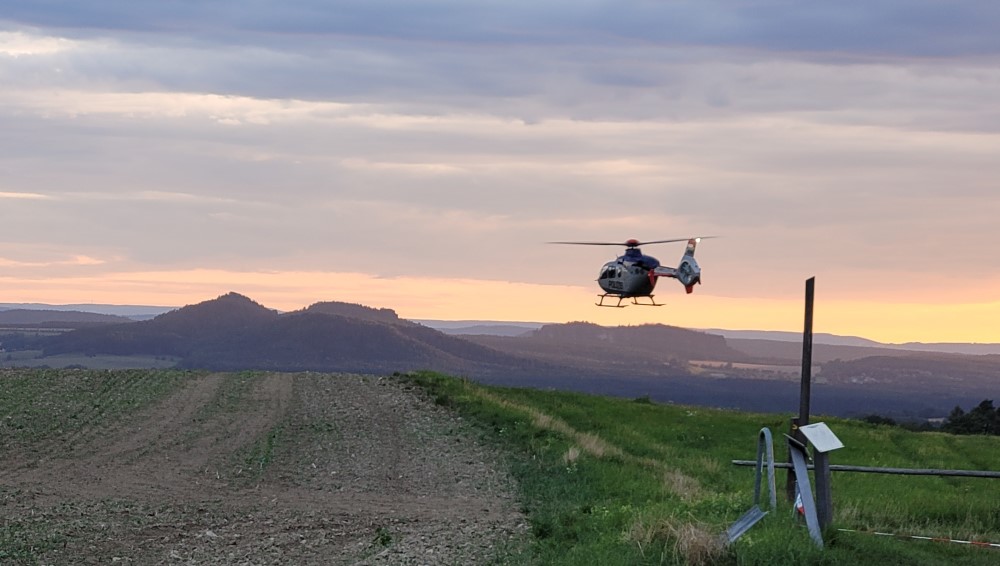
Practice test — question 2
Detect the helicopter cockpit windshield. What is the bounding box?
[622,248,660,270]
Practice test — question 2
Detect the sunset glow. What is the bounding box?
[2,3,999,344]
[2,267,999,344]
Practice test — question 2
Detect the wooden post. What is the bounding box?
[814,451,833,529]
[799,276,815,427]
[787,277,816,502]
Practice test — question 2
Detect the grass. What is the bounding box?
[236,423,286,482]
[0,514,68,564]
[0,498,229,565]
[405,371,1000,565]
[184,371,293,485]
[192,370,262,422]
[0,368,193,449]
[1,353,180,370]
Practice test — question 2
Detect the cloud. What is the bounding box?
[1,2,999,342]
[0,30,79,55]
[0,254,107,268]
[3,1,999,57]
[0,191,52,200]
[2,85,998,288]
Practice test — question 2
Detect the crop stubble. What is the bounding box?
[1,371,526,564]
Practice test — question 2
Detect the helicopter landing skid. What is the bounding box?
[596,294,664,307]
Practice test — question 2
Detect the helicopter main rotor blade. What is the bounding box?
[547,241,631,246]
[548,236,716,247]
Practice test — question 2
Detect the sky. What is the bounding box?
[2,1,1000,343]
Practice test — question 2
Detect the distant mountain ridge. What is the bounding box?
[414,320,543,337]
[461,321,745,381]
[301,302,410,325]
[429,324,538,337]
[7,302,999,355]
[6,293,999,418]
[35,293,741,378]
[0,309,132,325]
[704,329,882,347]
[0,302,173,320]
[706,328,1000,356]
[41,293,553,376]
[530,321,743,361]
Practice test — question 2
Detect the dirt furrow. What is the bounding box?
[0,372,527,565]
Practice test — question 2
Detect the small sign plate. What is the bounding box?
[799,422,844,453]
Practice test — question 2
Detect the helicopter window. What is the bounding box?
[616,266,622,278]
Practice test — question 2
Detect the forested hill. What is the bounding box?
[819,353,1000,396]
[466,321,747,376]
[40,292,554,376]
[532,321,744,361]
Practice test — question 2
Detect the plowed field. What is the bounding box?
[0,370,526,565]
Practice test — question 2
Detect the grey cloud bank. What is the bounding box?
[4,1,999,56]
[1,1,999,303]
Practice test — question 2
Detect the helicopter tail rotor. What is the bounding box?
[651,238,704,293]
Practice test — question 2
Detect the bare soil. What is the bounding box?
[1,372,528,565]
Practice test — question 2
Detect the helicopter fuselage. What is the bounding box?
[597,248,660,297]
[550,237,706,307]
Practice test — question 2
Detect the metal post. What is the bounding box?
[754,428,777,510]
[785,417,799,502]
[787,436,824,548]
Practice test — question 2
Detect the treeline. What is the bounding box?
[861,399,999,435]
[860,414,936,432]
[942,400,1000,435]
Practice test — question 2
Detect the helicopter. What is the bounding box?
[550,237,711,307]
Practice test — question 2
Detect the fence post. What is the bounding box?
[798,422,844,532]
[787,277,816,502]
[799,277,815,427]
[815,451,833,528]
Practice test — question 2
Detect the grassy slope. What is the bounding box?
[406,371,1000,566]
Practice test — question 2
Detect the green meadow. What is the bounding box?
[407,371,1000,565]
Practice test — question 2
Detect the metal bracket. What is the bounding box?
[725,506,768,544]
[754,427,777,511]
[725,427,777,544]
